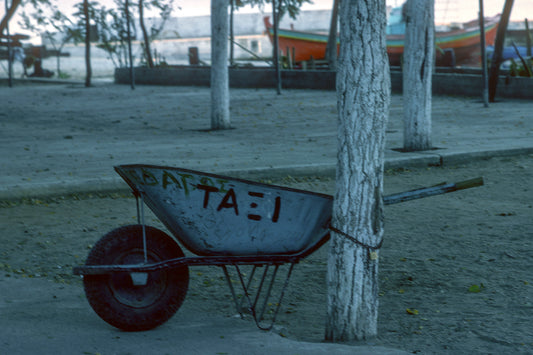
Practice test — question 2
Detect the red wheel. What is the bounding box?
[83,225,189,331]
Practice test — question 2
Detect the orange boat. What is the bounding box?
[264,15,499,67]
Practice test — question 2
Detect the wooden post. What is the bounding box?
[479,0,488,107]
[292,47,296,68]
[188,47,199,65]
[526,19,532,57]
[84,0,92,87]
[286,46,293,69]
[326,0,339,71]
[488,0,515,102]
[5,0,13,87]
[272,0,281,95]
[230,0,234,66]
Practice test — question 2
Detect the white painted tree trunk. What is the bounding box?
[403,0,434,151]
[210,1,230,130]
[326,0,391,342]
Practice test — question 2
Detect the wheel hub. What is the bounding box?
[108,249,168,308]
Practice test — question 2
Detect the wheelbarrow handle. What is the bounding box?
[384,177,484,205]
[453,177,484,191]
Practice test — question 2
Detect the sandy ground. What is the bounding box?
[1,154,532,354]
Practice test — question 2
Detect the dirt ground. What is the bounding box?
[1,154,532,354]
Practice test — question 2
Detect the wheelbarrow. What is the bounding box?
[73,164,483,331]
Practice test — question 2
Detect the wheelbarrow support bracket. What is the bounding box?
[221,263,295,331]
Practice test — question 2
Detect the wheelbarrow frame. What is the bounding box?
[73,165,483,331]
[75,165,335,330]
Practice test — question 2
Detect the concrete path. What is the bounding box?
[1,80,532,200]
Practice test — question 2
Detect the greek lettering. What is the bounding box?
[247,191,264,221]
[197,184,219,208]
[217,188,239,215]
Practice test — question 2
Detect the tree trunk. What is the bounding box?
[326,0,339,71]
[229,0,234,65]
[0,0,21,35]
[139,0,154,68]
[5,0,13,87]
[402,0,434,152]
[526,19,531,57]
[56,54,61,78]
[210,0,230,130]
[326,0,391,342]
[488,0,514,102]
[272,0,281,94]
[479,0,489,107]
[125,0,135,89]
[84,0,92,87]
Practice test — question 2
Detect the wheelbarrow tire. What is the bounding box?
[83,225,189,331]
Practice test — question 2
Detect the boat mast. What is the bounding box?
[435,0,459,27]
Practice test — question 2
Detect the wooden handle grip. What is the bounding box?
[454,177,484,190]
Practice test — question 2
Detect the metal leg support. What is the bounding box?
[221,263,296,331]
[134,193,148,263]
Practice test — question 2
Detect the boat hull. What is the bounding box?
[264,16,499,67]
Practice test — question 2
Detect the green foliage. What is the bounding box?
[137,0,175,67]
[140,0,175,28]
[22,0,51,6]
[509,58,533,78]
[93,0,137,68]
[19,0,83,77]
[468,283,485,293]
[238,0,312,20]
[19,2,82,45]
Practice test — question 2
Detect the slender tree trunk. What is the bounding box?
[84,0,92,87]
[229,0,234,65]
[210,0,230,130]
[479,0,489,107]
[272,0,281,94]
[326,0,390,342]
[5,0,13,87]
[326,0,339,71]
[139,0,154,68]
[488,0,514,102]
[126,0,135,89]
[403,0,434,152]
[526,19,531,57]
[56,54,60,77]
[0,0,21,35]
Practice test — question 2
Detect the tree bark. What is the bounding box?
[56,54,61,77]
[479,0,489,107]
[526,19,531,57]
[272,0,281,94]
[84,0,92,87]
[5,0,13,87]
[125,0,135,89]
[210,0,230,130]
[402,0,434,152]
[0,0,21,36]
[229,0,234,65]
[488,0,515,102]
[326,0,391,342]
[139,0,154,68]
[326,0,339,71]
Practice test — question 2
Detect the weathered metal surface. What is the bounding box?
[384,177,484,205]
[115,165,333,257]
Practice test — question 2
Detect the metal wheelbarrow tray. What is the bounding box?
[73,164,483,331]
